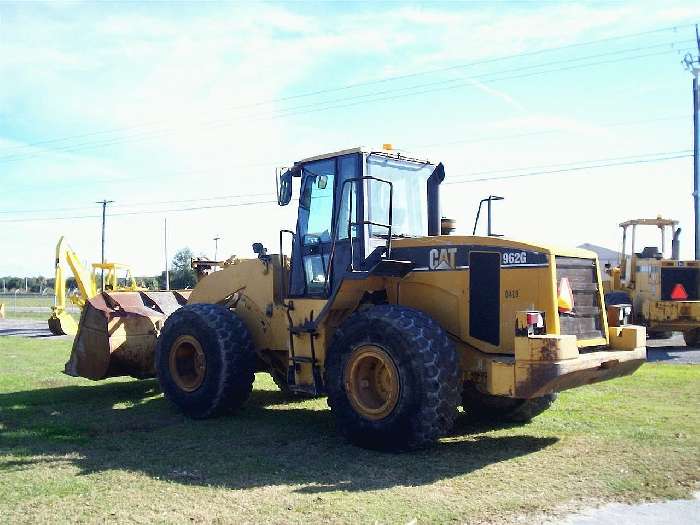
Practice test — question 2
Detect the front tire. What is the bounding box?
[156,303,255,419]
[461,382,556,423]
[325,305,461,451]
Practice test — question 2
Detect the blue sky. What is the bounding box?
[1,1,699,277]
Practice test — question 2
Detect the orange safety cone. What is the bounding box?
[558,277,574,313]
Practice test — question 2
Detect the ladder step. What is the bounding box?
[290,356,314,363]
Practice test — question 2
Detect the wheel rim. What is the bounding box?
[169,335,206,392]
[344,345,399,420]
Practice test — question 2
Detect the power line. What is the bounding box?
[444,153,692,185]
[2,110,688,212]
[409,115,688,150]
[0,198,281,223]
[448,149,692,180]
[0,23,692,158]
[0,115,692,217]
[0,191,272,215]
[0,150,690,223]
[0,39,693,164]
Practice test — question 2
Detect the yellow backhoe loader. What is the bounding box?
[604,217,700,346]
[49,236,145,335]
[66,148,646,450]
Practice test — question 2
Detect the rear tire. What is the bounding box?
[461,382,556,423]
[156,303,255,419]
[683,328,700,348]
[325,305,461,451]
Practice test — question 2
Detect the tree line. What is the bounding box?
[1,247,198,294]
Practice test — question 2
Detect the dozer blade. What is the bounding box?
[48,309,79,336]
[65,290,190,380]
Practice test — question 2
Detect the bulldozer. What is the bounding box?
[604,217,700,346]
[49,236,145,336]
[66,147,646,450]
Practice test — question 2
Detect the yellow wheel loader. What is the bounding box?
[604,217,700,346]
[66,148,646,450]
[49,236,146,336]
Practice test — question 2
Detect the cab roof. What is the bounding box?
[619,217,679,228]
[296,147,433,166]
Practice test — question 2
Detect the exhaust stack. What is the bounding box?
[672,227,682,260]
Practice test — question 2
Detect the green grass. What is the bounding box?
[0,294,79,320]
[2,311,51,321]
[1,311,79,322]
[0,336,698,524]
[0,295,54,308]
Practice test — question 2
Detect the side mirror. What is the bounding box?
[277,169,293,206]
[252,242,264,255]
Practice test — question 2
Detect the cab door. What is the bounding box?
[288,154,362,297]
[289,158,336,297]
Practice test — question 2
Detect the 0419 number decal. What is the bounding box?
[502,251,527,265]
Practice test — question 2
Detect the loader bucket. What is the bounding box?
[48,308,79,336]
[65,290,190,380]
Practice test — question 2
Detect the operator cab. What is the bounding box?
[276,147,445,298]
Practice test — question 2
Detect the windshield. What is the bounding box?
[365,154,434,238]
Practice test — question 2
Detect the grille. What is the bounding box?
[555,256,604,340]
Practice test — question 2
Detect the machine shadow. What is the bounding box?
[0,380,557,493]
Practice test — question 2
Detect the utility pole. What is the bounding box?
[684,26,700,259]
[96,199,114,291]
[24,277,28,293]
[213,236,221,261]
[164,218,170,291]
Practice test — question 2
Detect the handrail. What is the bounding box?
[472,195,504,237]
[278,229,295,301]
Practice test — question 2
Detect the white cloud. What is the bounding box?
[1,1,699,275]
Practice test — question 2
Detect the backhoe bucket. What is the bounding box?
[65,290,190,380]
[48,308,79,336]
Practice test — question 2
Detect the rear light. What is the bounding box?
[670,283,689,301]
[526,311,544,327]
[558,277,574,313]
[516,310,546,337]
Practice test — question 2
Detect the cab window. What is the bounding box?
[298,159,335,294]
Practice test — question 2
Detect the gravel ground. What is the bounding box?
[556,492,700,525]
[1,319,699,362]
[0,318,67,338]
[645,333,700,364]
